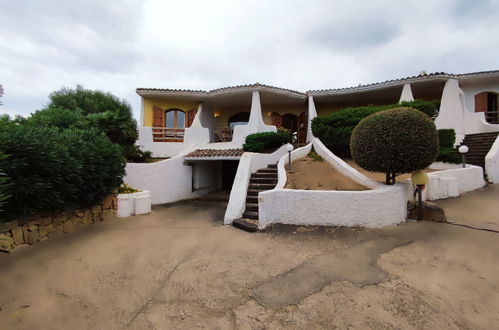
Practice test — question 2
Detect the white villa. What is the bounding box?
[125,70,499,230]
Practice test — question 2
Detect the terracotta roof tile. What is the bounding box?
[184,149,244,158]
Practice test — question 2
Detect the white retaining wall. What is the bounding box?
[259,138,407,229]
[223,145,289,224]
[485,135,499,183]
[124,145,197,205]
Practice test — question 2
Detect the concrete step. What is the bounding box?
[251,172,277,178]
[247,190,261,196]
[246,196,258,203]
[249,178,277,184]
[257,169,278,174]
[245,203,258,212]
[268,164,277,168]
[232,218,258,232]
[464,132,499,137]
[242,211,259,220]
[248,183,276,190]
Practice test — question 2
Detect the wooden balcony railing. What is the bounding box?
[485,111,499,125]
[152,127,185,142]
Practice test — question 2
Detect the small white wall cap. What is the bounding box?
[286,143,294,152]
[458,145,469,154]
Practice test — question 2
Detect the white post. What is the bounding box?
[399,83,414,103]
[306,96,318,143]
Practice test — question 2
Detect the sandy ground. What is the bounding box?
[0,190,498,329]
[345,160,438,183]
[434,184,499,232]
[286,156,369,190]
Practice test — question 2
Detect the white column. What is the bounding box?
[306,96,318,143]
[399,83,414,103]
[435,79,466,143]
[184,103,210,145]
[139,97,145,127]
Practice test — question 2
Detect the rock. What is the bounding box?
[407,201,447,222]
[40,216,52,226]
[22,226,28,242]
[73,210,85,218]
[39,224,55,238]
[71,217,81,227]
[27,229,40,244]
[52,212,68,226]
[102,195,113,210]
[27,224,38,231]
[63,221,75,233]
[11,227,24,245]
[0,233,15,252]
[0,221,18,233]
[51,226,64,237]
[92,206,102,215]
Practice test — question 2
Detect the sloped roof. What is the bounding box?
[184,148,244,159]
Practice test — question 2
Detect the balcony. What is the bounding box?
[485,111,499,124]
[152,127,185,142]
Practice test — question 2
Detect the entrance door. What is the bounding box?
[221,160,239,191]
[298,112,307,144]
[282,114,298,133]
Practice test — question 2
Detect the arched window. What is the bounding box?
[228,112,250,130]
[282,113,298,133]
[165,109,185,128]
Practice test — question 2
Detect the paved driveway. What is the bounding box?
[1,191,498,329]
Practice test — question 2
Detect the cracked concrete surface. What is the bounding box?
[1,192,499,329]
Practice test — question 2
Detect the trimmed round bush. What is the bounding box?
[350,107,439,184]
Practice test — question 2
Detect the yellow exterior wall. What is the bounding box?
[143,97,200,127]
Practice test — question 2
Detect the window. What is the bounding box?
[165,109,185,128]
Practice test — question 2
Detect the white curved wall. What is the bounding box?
[124,145,197,205]
[224,145,288,224]
[485,135,499,183]
[259,138,407,229]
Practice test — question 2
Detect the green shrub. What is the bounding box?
[243,131,291,152]
[122,145,153,163]
[0,123,125,220]
[350,107,439,184]
[438,129,456,148]
[400,100,439,118]
[0,152,11,216]
[312,100,439,156]
[27,106,84,129]
[436,147,462,163]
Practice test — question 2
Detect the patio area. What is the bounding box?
[0,187,498,329]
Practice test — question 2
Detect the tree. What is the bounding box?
[34,86,140,159]
[350,107,439,184]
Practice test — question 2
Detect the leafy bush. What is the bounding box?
[0,152,11,216]
[0,123,125,220]
[243,131,291,152]
[400,100,439,118]
[118,183,141,194]
[435,129,461,163]
[312,100,439,156]
[122,145,153,163]
[438,129,456,148]
[350,107,439,184]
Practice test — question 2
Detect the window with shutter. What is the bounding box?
[475,92,488,112]
[186,109,197,128]
[271,112,282,127]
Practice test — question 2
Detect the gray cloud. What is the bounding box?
[1,0,498,120]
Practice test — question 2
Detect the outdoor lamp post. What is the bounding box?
[411,170,429,220]
[286,143,294,171]
[458,145,469,168]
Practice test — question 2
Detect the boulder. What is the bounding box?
[27,229,40,244]
[63,221,75,233]
[407,201,447,222]
[11,227,24,245]
[39,224,55,238]
[0,233,15,252]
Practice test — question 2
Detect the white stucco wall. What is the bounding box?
[399,83,414,102]
[231,91,276,146]
[485,135,499,183]
[259,138,407,229]
[184,103,211,146]
[435,78,499,143]
[123,146,198,205]
[306,96,318,143]
[223,144,288,224]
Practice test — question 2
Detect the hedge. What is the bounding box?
[0,152,10,214]
[311,100,439,156]
[436,128,461,163]
[243,131,291,152]
[0,123,125,220]
[350,107,439,184]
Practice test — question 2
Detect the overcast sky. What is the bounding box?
[1,0,498,120]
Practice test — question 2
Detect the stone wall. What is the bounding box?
[0,195,117,253]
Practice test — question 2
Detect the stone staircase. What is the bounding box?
[460,131,499,176]
[232,164,278,232]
